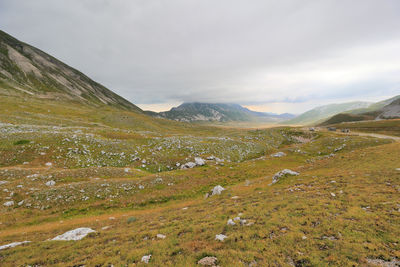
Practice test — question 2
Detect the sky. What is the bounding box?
[1,0,400,114]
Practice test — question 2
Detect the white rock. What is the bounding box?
[141,254,151,264]
[396,168,400,171]
[156,234,166,239]
[18,200,24,206]
[0,181,8,185]
[45,180,56,187]
[272,169,299,184]
[302,235,307,240]
[45,162,52,167]
[211,185,225,196]
[215,234,228,241]
[330,192,336,197]
[0,241,30,250]
[271,152,286,158]
[124,168,130,173]
[51,227,96,241]
[195,157,205,166]
[3,201,14,207]
[184,162,196,169]
[227,219,236,226]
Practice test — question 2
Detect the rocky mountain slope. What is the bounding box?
[0,30,141,112]
[285,101,372,125]
[146,102,294,123]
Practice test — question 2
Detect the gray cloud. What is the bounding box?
[1,0,400,112]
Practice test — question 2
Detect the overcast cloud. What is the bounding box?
[1,0,399,113]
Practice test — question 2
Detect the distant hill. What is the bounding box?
[320,95,400,125]
[0,30,141,112]
[146,102,295,123]
[285,101,371,125]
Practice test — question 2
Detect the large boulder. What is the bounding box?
[272,169,299,184]
[51,227,96,241]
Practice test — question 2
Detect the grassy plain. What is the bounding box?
[0,95,399,266]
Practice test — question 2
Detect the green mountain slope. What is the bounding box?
[0,30,141,112]
[320,95,400,125]
[286,101,371,125]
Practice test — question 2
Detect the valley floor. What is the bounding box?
[0,116,399,266]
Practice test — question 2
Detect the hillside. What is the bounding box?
[320,95,400,125]
[0,30,141,112]
[285,101,371,125]
[377,97,400,119]
[147,102,294,123]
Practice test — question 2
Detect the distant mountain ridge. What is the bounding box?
[286,101,372,125]
[146,102,295,123]
[0,30,141,112]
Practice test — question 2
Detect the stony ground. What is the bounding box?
[0,96,399,266]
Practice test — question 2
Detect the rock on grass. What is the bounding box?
[51,227,96,241]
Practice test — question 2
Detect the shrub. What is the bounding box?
[127,217,137,224]
[13,139,30,145]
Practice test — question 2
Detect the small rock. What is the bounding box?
[211,185,225,196]
[195,157,206,166]
[45,180,56,187]
[141,254,151,264]
[45,162,52,167]
[156,234,166,239]
[198,256,218,266]
[330,192,336,197]
[215,234,228,241]
[3,201,14,207]
[271,152,286,158]
[227,219,236,226]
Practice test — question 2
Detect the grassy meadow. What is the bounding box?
[0,95,399,266]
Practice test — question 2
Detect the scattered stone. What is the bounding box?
[272,169,299,184]
[302,235,307,240]
[156,234,166,239]
[18,200,24,206]
[45,162,52,167]
[366,258,400,266]
[330,192,336,197]
[211,185,225,196]
[124,168,130,173]
[0,241,30,250]
[3,201,14,207]
[271,152,286,158]
[45,180,56,187]
[141,254,151,264]
[215,234,228,241]
[227,219,236,226]
[198,256,218,266]
[195,157,206,166]
[231,196,239,199]
[51,227,96,241]
[0,181,8,185]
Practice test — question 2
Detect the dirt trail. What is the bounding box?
[347,132,400,141]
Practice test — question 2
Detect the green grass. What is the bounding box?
[0,95,399,266]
